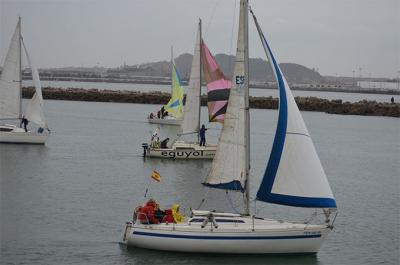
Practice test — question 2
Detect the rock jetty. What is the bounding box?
[22,87,399,117]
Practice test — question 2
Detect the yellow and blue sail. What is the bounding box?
[165,64,184,119]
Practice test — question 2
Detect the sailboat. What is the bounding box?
[147,48,184,126]
[122,0,337,254]
[0,17,49,144]
[143,20,231,159]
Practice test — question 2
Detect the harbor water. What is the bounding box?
[1,99,399,264]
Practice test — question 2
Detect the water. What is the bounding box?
[24,80,400,103]
[1,100,399,265]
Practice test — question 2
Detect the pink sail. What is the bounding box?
[201,41,231,123]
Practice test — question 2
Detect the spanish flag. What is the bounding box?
[151,170,162,182]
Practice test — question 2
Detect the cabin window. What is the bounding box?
[0,128,13,132]
[190,218,205,223]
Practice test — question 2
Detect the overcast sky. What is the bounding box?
[0,0,399,78]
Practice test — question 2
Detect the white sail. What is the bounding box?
[22,39,47,128]
[0,19,21,119]
[203,0,248,192]
[252,11,336,208]
[181,20,201,134]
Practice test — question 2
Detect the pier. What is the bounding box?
[23,87,400,117]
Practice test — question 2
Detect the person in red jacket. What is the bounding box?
[138,199,160,224]
[162,209,175,223]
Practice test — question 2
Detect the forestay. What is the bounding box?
[0,20,21,119]
[251,11,337,208]
[181,20,201,134]
[203,0,248,192]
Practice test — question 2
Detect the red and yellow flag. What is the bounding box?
[151,170,161,182]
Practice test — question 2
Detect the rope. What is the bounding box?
[195,198,206,210]
[204,0,220,35]
[195,185,210,210]
[304,210,319,224]
[226,190,241,214]
[143,170,154,198]
[228,0,237,67]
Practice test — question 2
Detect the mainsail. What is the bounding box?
[0,19,21,119]
[164,64,184,119]
[201,41,231,123]
[251,10,337,208]
[181,20,202,134]
[203,0,249,193]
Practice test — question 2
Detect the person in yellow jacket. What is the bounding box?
[171,204,185,223]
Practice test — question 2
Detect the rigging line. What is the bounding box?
[143,170,153,198]
[228,0,238,73]
[226,190,241,214]
[286,132,310,137]
[204,0,220,36]
[196,186,210,210]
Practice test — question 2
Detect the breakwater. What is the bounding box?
[23,87,400,117]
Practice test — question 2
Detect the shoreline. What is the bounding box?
[23,87,400,117]
[31,77,400,95]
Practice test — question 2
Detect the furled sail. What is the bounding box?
[22,39,47,128]
[0,20,21,119]
[181,20,201,134]
[201,41,231,123]
[251,10,337,208]
[164,64,184,119]
[203,0,248,192]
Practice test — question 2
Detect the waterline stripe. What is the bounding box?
[133,231,321,240]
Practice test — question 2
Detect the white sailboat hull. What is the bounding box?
[121,215,330,254]
[0,125,49,144]
[146,141,216,159]
[147,117,182,126]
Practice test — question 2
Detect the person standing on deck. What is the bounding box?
[161,138,170,148]
[20,116,29,132]
[199,124,207,146]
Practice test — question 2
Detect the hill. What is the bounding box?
[110,53,324,83]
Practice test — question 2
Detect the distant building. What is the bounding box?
[357,81,400,92]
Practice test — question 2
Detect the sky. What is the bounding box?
[0,0,399,78]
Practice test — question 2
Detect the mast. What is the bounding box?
[170,45,174,95]
[243,0,250,216]
[198,18,202,139]
[202,0,250,214]
[18,16,22,119]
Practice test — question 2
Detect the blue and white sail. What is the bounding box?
[251,10,336,208]
[203,0,249,192]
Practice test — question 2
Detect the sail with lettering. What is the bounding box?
[202,0,249,193]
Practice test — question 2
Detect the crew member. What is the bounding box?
[20,116,29,132]
[171,203,185,223]
[199,124,207,146]
[161,138,170,148]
